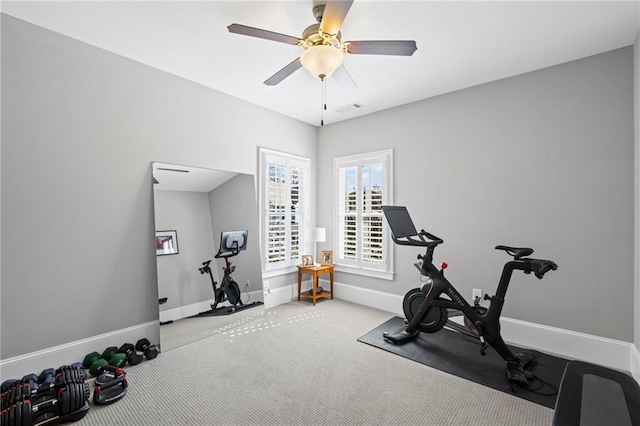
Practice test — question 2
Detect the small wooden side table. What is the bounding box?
[297,264,334,306]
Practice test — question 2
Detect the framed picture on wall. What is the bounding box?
[321,250,333,265]
[156,230,179,256]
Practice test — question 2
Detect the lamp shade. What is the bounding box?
[304,227,326,243]
[300,45,343,79]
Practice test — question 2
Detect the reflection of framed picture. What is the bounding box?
[156,230,179,256]
[321,250,333,265]
[302,254,313,266]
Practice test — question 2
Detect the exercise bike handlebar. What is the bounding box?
[528,259,558,279]
[392,229,444,248]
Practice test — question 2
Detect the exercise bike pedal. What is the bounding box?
[516,352,537,371]
[383,329,419,345]
[505,360,529,392]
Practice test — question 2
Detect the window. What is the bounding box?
[259,148,310,273]
[334,150,393,279]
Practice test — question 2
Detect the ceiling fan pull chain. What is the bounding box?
[320,75,326,126]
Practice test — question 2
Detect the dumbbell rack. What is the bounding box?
[1,366,90,426]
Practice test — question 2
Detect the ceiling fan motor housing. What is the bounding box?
[312,1,327,22]
[302,23,341,48]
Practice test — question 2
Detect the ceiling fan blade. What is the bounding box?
[227,23,301,45]
[332,64,357,89]
[264,58,303,86]
[345,40,418,56]
[319,0,354,35]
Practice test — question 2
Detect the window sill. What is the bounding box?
[334,264,394,281]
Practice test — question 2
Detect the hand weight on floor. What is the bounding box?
[83,347,126,377]
[83,352,108,377]
[1,367,90,426]
[102,347,127,368]
[135,338,159,360]
[118,343,143,366]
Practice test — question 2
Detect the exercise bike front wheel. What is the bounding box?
[403,288,448,333]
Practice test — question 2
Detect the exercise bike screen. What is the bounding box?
[381,206,418,239]
[220,230,248,252]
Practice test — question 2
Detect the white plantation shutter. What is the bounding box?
[261,149,309,270]
[337,164,358,261]
[334,150,393,277]
[362,161,384,263]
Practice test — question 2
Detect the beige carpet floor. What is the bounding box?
[77,299,553,425]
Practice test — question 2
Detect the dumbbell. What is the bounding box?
[83,348,127,377]
[54,365,87,386]
[102,347,127,368]
[1,371,51,408]
[135,338,159,360]
[119,343,144,366]
[83,352,107,377]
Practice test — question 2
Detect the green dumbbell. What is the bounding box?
[83,352,101,369]
[102,347,126,368]
[84,348,125,377]
[83,351,108,376]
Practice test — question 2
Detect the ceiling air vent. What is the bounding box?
[333,102,364,114]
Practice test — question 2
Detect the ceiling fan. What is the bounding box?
[227,0,417,87]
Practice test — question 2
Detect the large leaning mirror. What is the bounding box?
[152,162,264,352]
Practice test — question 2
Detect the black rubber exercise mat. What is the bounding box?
[358,316,569,409]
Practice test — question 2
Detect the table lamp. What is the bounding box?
[304,227,326,265]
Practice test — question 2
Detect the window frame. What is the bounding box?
[259,148,310,277]
[333,149,394,280]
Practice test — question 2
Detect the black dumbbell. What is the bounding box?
[118,343,143,366]
[55,365,87,385]
[135,338,159,360]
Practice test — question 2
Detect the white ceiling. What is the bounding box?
[2,1,639,127]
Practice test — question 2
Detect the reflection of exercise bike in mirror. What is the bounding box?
[381,206,558,390]
[198,230,262,316]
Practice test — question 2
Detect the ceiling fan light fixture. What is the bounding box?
[300,44,343,79]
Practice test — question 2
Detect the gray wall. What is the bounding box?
[0,14,315,359]
[1,11,637,362]
[318,47,634,341]
[209,174,263,299]
[154,190,219,311]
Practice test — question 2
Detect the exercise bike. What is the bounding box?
[198,230,262,316]
[199,258,242,312]
[381,206,558,390]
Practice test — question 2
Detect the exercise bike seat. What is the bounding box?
[495,245,534,259]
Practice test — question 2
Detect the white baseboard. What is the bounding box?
[0,321,158,382]
[631,344,640,382]
[499,317,633,372]
[333,281,403,315]
[160,300,212,323]
[332,281,637,375]
[262,280,296,309]
[4,281,637,383]
[159,291,264,323]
